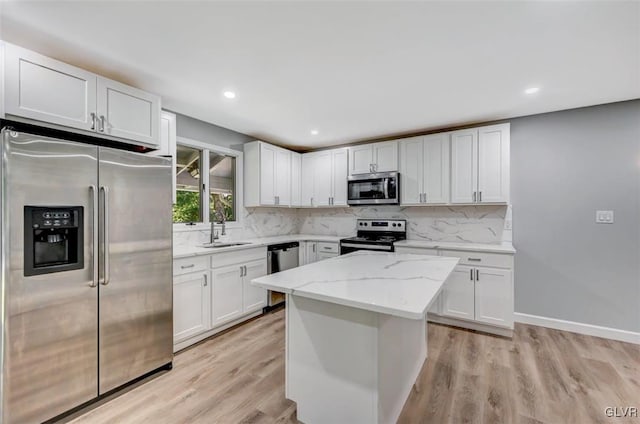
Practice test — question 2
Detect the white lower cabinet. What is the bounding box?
[211,264,245,327]
[395,245,514,336]
[300,241,339,265]
[173,271,210,343]
[242,259,269,313]
[441,265,475,320]
[173,247,268,351]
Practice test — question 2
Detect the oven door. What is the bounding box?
[340,242,394,255]
[347,172,399,205]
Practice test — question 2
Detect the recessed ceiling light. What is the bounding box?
[310,130,319,135]
[524,87,540,95]
[223,91,236,99]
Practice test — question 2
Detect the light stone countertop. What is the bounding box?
[173,234,515,258]
[394,239,516,254]
[251,251,459,320]
[172,234,343,258]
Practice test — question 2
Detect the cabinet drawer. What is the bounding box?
[395,247,439,256]
[210,247,267,269]
[174,256,209,276]
[440,250,513,268]
[317,242,338,254]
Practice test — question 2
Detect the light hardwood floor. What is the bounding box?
[68,309,639,424]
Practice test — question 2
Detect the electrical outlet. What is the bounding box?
[596,210,614,224]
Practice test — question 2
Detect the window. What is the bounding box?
[209,151,236,222]
[174,145,201,223]
[173,141,239,225]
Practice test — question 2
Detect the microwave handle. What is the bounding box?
[384,177,390,199]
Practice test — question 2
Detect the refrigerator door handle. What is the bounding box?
[89,185,98,288]
[100,186,110,285]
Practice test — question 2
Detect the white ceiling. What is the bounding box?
[1,1,639,150]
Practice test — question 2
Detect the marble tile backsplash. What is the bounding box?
[298,205,511,244]
[174,204,513,247]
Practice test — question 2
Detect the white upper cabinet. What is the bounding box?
[450,129,478,204]
[96,77,161,146]
[244,141,292,207]
[331,148,348,206]
[150,111,177,203]
[301,147,348,207]
[451,124,509,204]
[291,152,301,207]
[4,42,97,132]
[399,134,449,205]
[348,140,398,175]
[3,42,162,148]
[477,124,510,203]
[301,154,314,207]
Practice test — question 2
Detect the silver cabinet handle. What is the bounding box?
[473,191,477,202]
[468,258,481,262]
[476,269,480,281]
[99,115,106,132]
[89,185,98,287]
[470,269,474,281]
[181,264,195,269]
[240,266,244,277]
[323,246,332,250]
[310,197,314,206]
[90,112,97,131]
[312,244,316,253]
[479,191,482,202]
[244,265,247,276]
[203,274,208,286]
[100,186,110,285]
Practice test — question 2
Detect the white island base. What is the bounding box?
[286,293,426,424]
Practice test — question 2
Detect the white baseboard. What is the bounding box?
[514,312,640,345]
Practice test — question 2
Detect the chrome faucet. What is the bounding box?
[210,207,226,244]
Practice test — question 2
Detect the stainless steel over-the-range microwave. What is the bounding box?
[347,171,399,205]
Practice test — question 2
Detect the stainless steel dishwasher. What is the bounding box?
[267,241,299,307]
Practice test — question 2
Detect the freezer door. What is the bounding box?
[1,129,99,423]
[98,147,173,394]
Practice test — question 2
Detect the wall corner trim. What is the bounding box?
[514,312,640,345]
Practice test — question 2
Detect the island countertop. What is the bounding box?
[251,251,459,320]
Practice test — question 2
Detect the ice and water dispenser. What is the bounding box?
[24,206,84,276]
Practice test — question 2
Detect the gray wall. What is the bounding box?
[170,111,253,151]
[510,100,640,332]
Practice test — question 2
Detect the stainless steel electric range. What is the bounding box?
[339,219,407,254]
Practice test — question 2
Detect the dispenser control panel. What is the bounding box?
[31,209,78,229]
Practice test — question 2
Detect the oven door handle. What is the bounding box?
[340,243,393,251]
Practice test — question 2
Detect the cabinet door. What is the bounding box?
[423,133,450,204]
[301,154,314,206]
[173,272,210,343]
[211,264,244,327]
[348,144,373,175]
[475,268,513,327]
[305,242,318,264]
[317,251,338,261]
[4,43,97,132]
[373,140,398,172]
[313,151,332,206]
[259,143,277,205]
[399,136,424,205]
[331,149,348,206]
[96,77,161,147]
[243,259,268,313]
[275,148,291,205]
[478,124,510,203]
[441,265,475,320]
[151,111,177,203]
[450,129,478,204]
[291,152,302,206]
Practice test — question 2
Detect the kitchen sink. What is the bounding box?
[200,242,252,248]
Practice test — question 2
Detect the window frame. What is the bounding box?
[173,136,243,232]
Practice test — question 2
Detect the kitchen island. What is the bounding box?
[252,251,459,424]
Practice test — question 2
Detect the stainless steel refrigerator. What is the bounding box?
[0,127,173,423]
